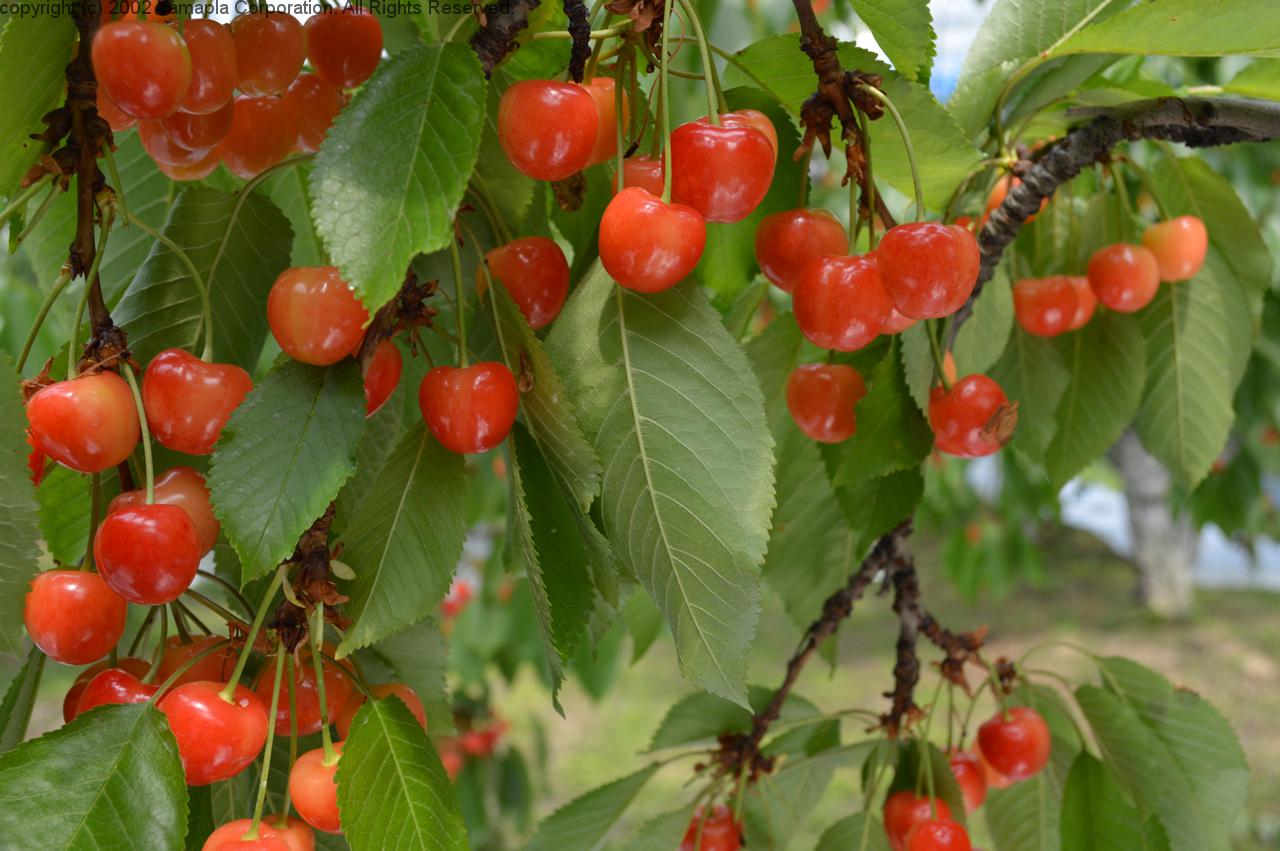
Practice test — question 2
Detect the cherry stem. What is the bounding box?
[183,587,245,627]
[467,182,513,243]
[275,654,299,826]
[532,22,630,41]
[12,182,61,249]
[926,320,952,392]
[173,598,213,635]
[67,207,115,378]
[240,154,314,199]
[0,174,53,231]
[448,234,468,369]
[170,601,192,643]
[614,49,626,186]
[218,569,284,703]
[857,110,878,248]
[246,649,286,839]
[120,363,155,504]
[127,606,159,657]
[102,144,130,232]
[141,605,169,686]
[858,84,923,221]
[82,472,101,571]
[17,270,72,373]
[311,605,340,764]
[1107,164,1133,243]
[659,0,676,203]
[197,569,255,617]
[1118,155,1170,220]
[675,0,725,121]
[146,638,234,702]
[917,730,938,816]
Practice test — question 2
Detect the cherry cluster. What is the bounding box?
[92,7,382,180]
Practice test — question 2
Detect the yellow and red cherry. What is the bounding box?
[97,90,138,133]
[109,466,220,555]
[876,222,981,320]
[24,570,127,666]
[305,7,383,90]
[1065,275,1096,331]
[418,362,519,455]
[267,266,370,366]
[793,254,892,351]
[92,20,192,120]
[946,748,987,812]
[785,363,866,444]
[670,111,776,223]
[75,666,160,715]
[158,681,269,785]
[363,340,402,417]
[581,76,628,168]
[264,816,315,851]
[156,145,222,182]
[1142,215,1207,282]
[142,348,253,456]
[497,80,598,181]
[481,236,570,329]
[158,102,235,153]
[253,650,354,737]
[220,95,298,179]
[181,19,237,115]
[26,371,140,473]
[1087,243,1159,313]
[754,209,849,293]
[599,187,706,292]
[229,12,305,97]
[283,74,343,154]
[977,705,1051,781]
[94,504,202,605]
[680,804,740,851]
[289,743,343,833]
[1012,276,1078,338]
[928,374,1014,458]
[613,155,665,196]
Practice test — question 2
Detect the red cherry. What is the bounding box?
[882,307,918,334]
[670,112,776,223]
[877,222,980,319]
[27,372,139,474]
[905,819,972,851]
[680,804,740,851]
[304,7,383,90]
[439,741,464,780]
[785,363,866,443]
[92,20,192,120]
[181,19,237,115]
[156,146,222,182]
[1087,243,1159,313]
[1065,275,1096,330]
[110,466,220,555]
[883,791,952,851]
[264,816,316,851]
[64,657,149,722]
[733,109,779,161]
[220,95,298,179]
[76,666,159,715]
[140,120,217,167]
[481,236,570,329]
[26,430,46,486]
[793,254,892,351]
[97,90,138,133]
[159,102,235,153]
[497,80,598,181]
[202,819,291,851]
[159,681,269,785]
[283,74,343,154]
[947,748,987,812]
[335,682,426,739]
[582,76,628,168]
[24,570,127,666]
[977,705,1051,781]
[418,362,519,455]
[1142,215,1207,282]
[975,745,1012,789]
[928,375,1014,458]
[459,728,492,757]
[1012,276,1078,338]
[599,187,706,292]
[363,341,402,417]
[268,266,369,365]
[94,504,202,604]
[754,208,850,293]
[156,635,237,687]
[613,155,665,196]
[289,744,343,833]
[440,577,473,618]
[141,348,253,455]
[254,651,354,737]
[230,12,305,96]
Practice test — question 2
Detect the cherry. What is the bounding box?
[97,90,138,133]
[876,222,981,319]
[460,721,506,757]
[230,12,306,96]
[335,682,426,740]
[142,348,253,456]
[159,681,269,785]
[613,155,665,196]
[156,635,237,687]
[159,101,235,153]
[94,504,202,605]
[599,187,706,292]
[24,570,127,665]
[947,748,987,812]
[793,254,892,351]
[75,666,159,715]
[439,741,464,780]
[265,816,316,851]
[92,20,192,120]
[156,146,222,182]
[363,340,402,417]
[883,791,952,851]
[64,657,149,722]
[110,466,220,555]
[754,208,850,293]
[181,19,237,115]
[440,577,473,618]
[140,121,219,167]
[1087,243,1159,313]
[268,266,370,365]
[882,307,918,334]
[680,804,740,851]
[26,371,140,473]
[304,7,383,90]
[220,96,298,179]
[734,109,779,161]
[977,705,1051,781]
[253,651,354,736]
[786,363,866,444]
[418,362,519,455]
[481,236,570,329]
[1142,215,1207,282]
[283,74,343,154]
[26,430,46,486]
[928,375,1014,458]
[1065,275,1096,331]
[670,112,776,223]
[976,745,1012,790]
[905,819,972,851]
[202,819,291,851]
[1012,276,1078,338]
[289,744,343,833]
[497,80,598,181]
[582,76,627,168]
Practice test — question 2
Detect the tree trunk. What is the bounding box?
[1110,432,1198,618]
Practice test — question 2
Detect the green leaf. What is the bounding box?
[112,186,294,372]
[337,698,467,851]
[0,13,73,197]
[311,43,486,312]
[0,648,42,751]
[1044,311,1146,487]
[359,617,454,735]
[815,812,891,851]
[36,465,120,567]
[526,764,661,851]
[0,353,40,655]
[1224,58,1280,99]
[1061,752,1149,851]
[337,422,467,656]
[0,704,187,849]
[900,323,934,412]
[260,162,326,266]
[1053,0,1280,59]
[547,266,774,706]
[647,687,819,752]
[625,808,690,851]
[472,86,536,232]
[209,359,366,584]
[989,328,1071,458]
[834,468,924,551]
[335,380,407,529]
[851,0,935,81]
[953,268,1014,376]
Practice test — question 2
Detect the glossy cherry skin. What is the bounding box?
[265,816,316,851]
[599,187,706,292]
[978,706,1051,781]
[786,364,866,444]
[220,96,298,179]
[26,430,46,486]
[284,74,343,154]
[142,348,253,455]
[947,748,987,812]
[159,681,269,785]
[64,657,149,722]
[482,236,570,329]
[156,145,222,182]
[230,12,306,96]
[497,80,598,181]
[582,76,627,167]
[976,745,1012,789]
[156,635,238,687]
[76,666,159,715]
[680,804,740,851]
[289,744,343,833]
[335,682,427,740]
[793,254,892,351]
[140,120,217,166]
[181,19,238,115]
[94,504,202,605]
[670,112,776,223]
[97,90,138,133]
[905,819,972,851]
[883,791,952,851]
[363,341,402,417]
[92,21,192,120]
[755,209,850,293]
[268,266,370,365]
[24,571,127,665]
[929,375,1013,458]
[882,307,918,334]
[613,155,665,196]
[202,818,291,851]
[1142,215,1207,282]
[1087,243,1159,313]
[27,372,140,473]
[254,651,355,736]
[419,362,520,455]
[1013,276,1078,338]
[877,222,981,319]
[159,101,235,152]
[305,8,383,90]
[1066,275,1096,330]
[110,466,220,554]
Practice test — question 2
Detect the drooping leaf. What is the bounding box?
[1060,752,1150,851]
[834,468,924,552]
[851,0,935,81]
[0,648,42,751]
[0,353,40,655]
[472,86,537,233]
[625,807,691,851]
[1052,0,1280,60]
[814,812,891,851]
[526,764,661,851]
[989,328,1071,458]
[0,13,73,198]
[359,617,454,735]
[335,378,407,529]
[647,687,818,752]
[260,162,326,266]
[900,322,934,413]
[1224,58,1280,99]
[953,268,1014,376]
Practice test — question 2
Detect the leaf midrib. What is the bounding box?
[64,708,152,847]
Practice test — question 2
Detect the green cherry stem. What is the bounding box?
[532,22,630,41]
[675,0,724,121]
[926,319,952,392]
[311,605,340,764]
[858,84,924,221]
[17,270,72,373]
[217,568,285,703]
[12,182,61,249]
[659,0,676,203]
[141,605,169,686]
[246,649,286,839]
[614,49,626,186]
[182,586,244,626]
[196,569,256,617]
[272,655,300,827]
[120,363,155,504]
[448,234,468,369]
[127,606,160,657]
[0,174,53,231]
[102,144,130,230]
[857,109,878,249]
[170,601,192,643]
[147,638,234,703]
[1118,155,1170,220]
[82,473,101,571]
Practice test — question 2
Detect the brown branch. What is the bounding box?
[354,268,438,373]
[470,0,543,77]
[564,0,591,82]
[268,504,348,653]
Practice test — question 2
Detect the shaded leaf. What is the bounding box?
[989,328,1071,458]
[359,617,454,735]
[0,13,73,197]
[0,648,42,751]
[1061,752,1149,851]
[1053,0,1280,60]
[815,812,891,851]
[526,764,660,851]
[0,353,40,655]
[953,267,1014,376]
